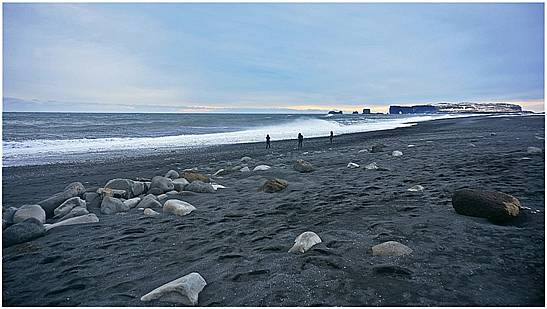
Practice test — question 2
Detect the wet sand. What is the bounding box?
[2,115,545,306]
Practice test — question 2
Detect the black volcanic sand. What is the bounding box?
[2,115,545,306]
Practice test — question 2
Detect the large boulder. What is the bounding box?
[53,197,86,219]
[163,200,196,217]
[185,181,215,193]
[452,189,521,222]
[293,159,314,173]
[259,178,288,193]
[100,196,130,215]
[13,205,46,224]
[3,218,45,248]
[372,241,413,256]
[172,178,190,192]
[44,214,99,232]
[136,194,162,209]
[181,171,210,183]
[165,170,180,179]
[288,231,322,253]
[150,176,175,194]
[141,272,207,305]
[38,182,85,218]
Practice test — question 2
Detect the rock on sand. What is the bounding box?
[364,162,379,170]
[53,197,86,219]
[141,272,207,306]
[259,178,288,193]
[144,208,160,217]
[527,147,543,154]
[288,231,322,253]
[452,189,521,222]
[181,171,210,183]
[150,176,175,194]
[392,150,403,157]
[293,159,314,173]
[136,194,162,209]
[44,214,99,232]
[3,218,46,247]
[173,178,190,191]
[163,200,196,217]
[347,162,360,168]
[372,241,413,256]
[185,181,215,193]
[165,170,180,179]
[13,204,46,224]
[101,196,130,215]
[407,185,424,192]
[123,197,142,209]
[253,165,271,171]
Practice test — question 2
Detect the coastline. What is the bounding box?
[2,114,545,306]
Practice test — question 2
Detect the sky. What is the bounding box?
[3,3,545,113]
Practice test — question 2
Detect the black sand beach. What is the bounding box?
[2,115,545,306]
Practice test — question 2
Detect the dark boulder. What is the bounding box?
[259,178,288,193]
[3,218,46,248]
[452,189,521,223]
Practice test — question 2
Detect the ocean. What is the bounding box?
[3,112,470,167]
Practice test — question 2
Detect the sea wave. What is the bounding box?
[3,113,474,166]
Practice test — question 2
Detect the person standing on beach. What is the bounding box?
[298,133,303,149]
[329,131,334,144]
[266,134,271,149]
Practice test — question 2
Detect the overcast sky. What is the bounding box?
[3,3,545,113]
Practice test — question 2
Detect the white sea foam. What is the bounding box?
[3,113,475,166]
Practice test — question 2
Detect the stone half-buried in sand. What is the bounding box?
[288,231,322,253]
[141,272,207,306]
[372,241,413,257]
[452,189,521,223]
[43,213,99,232]
[293,159,314,173]
[259,178,288,193]
[163,200,196,216]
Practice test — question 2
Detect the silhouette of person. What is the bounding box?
[298,133,303,149]
[329,131,334,144]
[266,134,271,149]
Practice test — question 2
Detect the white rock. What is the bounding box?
[392,150,403,157]
[211,184,226,191]
[141,272,207,305]
[138,207,144,211]
[240,166,251,172]
[240,156,252,163]
[44,214,99,232]
[364,162,379,170]
[347,162,360,168]
[253,165,271,171]
[527,146,543,154]
[469,143,477,147]
[358,149,368,153]
[534,136,544,140]
[163,200,196,217]
[407,144,416,148]
[144,208,160,217]
[408,185,424,192]
[372,241,412,256]
[288,231,322,253]
[123,197,141,209]
[212,169,225,176]
[519,157,532,161]
[13,205,46,224]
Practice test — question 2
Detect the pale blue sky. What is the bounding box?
[3,3,545,112]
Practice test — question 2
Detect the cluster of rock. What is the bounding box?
[2,169,221,248]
